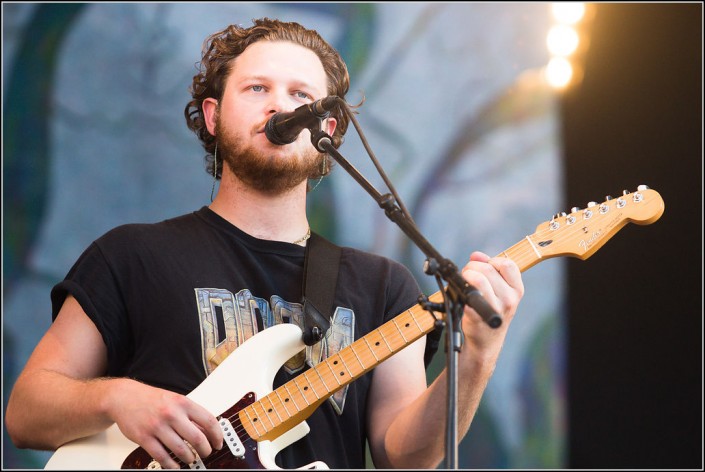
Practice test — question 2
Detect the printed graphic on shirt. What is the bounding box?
[194,288,353,414]
[323,307,354,414]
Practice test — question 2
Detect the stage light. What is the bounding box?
[546,57,573,89]
[545,3,593,90]
[547,24,580,57]
[552,3,586,25]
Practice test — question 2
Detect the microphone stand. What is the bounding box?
[309,127,502,469]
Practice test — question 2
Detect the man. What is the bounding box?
[5,18,524,469]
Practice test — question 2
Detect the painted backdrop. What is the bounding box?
[3,3,565,468]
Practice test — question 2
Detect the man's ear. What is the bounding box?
[203,98,218,136]
[325,117,337,137]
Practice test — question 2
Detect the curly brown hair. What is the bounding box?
[184,18,351,178]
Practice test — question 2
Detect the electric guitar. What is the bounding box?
[44,186,665,470]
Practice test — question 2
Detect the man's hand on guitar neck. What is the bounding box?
[367,250,524,469]
[459,251,524,360]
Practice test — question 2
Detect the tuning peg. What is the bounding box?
[550,212,567,229]
[637,184,650,191]
[622,189,630,196]
[571,206,580,213]
[587,201,597,207]
[604,195,614,201]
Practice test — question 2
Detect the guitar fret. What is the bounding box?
[264,395,283,423]
[350,344,366,370]
[253,399,276,429]
[249,403,274,430]
[243,408,262,436]
[282,384,301,411]
[313,364,333,392]
[377,328,394,352]
[336,354,353,377]
[292,379,311,406]
[392,319,408,342]
[274,390,293,416]
[504,239,536,271]
[363,337,380,361]
[409,310,424,332]
[325,360,343,385]
[303,371,321,400]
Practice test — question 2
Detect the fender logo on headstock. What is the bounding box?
[579,228,603,252]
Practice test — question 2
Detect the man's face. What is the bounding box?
[213,40,334,195]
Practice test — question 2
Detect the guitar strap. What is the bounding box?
[301,232,342,346]
[300,232,440,369]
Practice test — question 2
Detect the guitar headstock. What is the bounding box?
[530,185,664,261]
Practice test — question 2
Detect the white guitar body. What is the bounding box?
[44,324,328,470]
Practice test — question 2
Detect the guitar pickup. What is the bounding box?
[220,417,246,459]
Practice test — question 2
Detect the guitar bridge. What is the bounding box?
[148,418,244,470]
[144,447,206,470]
[146,422,248,471]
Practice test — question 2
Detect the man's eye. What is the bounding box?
[295,91,311,100]
[251,85,264,92]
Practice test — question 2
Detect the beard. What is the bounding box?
[215,116,325,196]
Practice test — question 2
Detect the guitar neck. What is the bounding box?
[236,298,438,441]
[238,186,664,442]
[238,243,537,442]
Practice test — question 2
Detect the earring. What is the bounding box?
[210,143,218,202]
[309,156,327,193]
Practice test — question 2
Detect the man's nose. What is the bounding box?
[267,89,294,116]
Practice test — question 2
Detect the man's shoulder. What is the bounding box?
[95,208,206,247]
[338,245,416,281]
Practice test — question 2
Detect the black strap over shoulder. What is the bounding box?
[301,232,342,346]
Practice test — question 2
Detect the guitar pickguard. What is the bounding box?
[121,394,264,469]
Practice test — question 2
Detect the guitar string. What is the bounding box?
[171,315,449,465]
[226,310,433,442]
[227,194,645,432]
[160,194,648,465]
[220,327,408,436]
[168,206,611,463]
[163,218,600,466]
[225,194,642,436]
[138,306,447,464]
[231,240,581,431]
[490,194,648,268]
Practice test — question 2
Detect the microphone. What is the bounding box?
[265,96,338,145]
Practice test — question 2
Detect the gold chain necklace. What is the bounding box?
[292,228,311,245]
